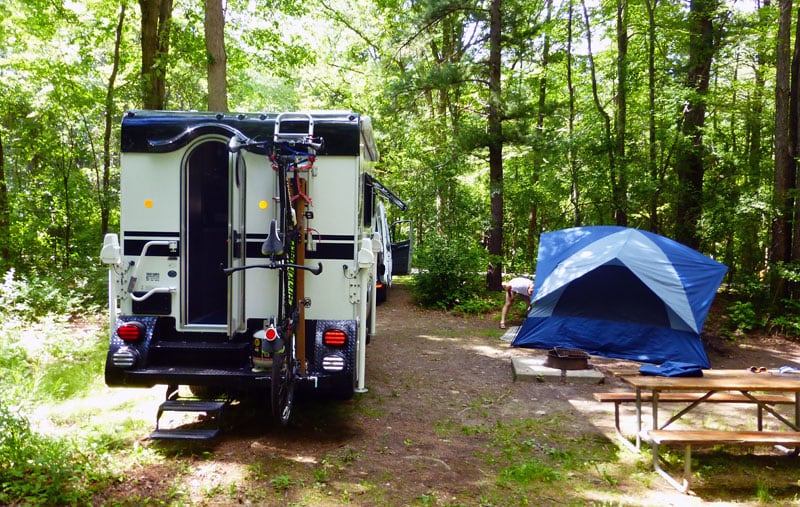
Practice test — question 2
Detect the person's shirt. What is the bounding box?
[506,277,532,296]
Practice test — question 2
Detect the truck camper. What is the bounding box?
[100,110,405,439]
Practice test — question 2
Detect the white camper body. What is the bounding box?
[101,111,401,437]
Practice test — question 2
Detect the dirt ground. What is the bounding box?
[90,283,800,506]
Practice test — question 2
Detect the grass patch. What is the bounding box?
[0,403,120,505]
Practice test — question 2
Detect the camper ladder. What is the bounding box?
[150,385,230,440]
[273,112,322,150]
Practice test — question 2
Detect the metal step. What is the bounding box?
[158,400,227,414]
[150,428,221,440]
[151,397,229,441]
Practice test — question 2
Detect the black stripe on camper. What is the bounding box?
[121,111,362,156]
[124,239,180,257]
[244,240,355,260]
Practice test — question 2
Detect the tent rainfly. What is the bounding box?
[511,226,728,368]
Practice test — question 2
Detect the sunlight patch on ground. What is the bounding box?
[186,460,248,504]
[30,385,162,437]
[250,440,319,465]
[737,341,800,366]
[467,343,510,360]
[417,334,463,343]
[580,487,708,507]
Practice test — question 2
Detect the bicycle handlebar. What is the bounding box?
[222,261,323,276]
[228,133,323,155]
[228,135,268,154]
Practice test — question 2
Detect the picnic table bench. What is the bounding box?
[640,429,800,492]
[594,391,795,448]
[596,370,800,492]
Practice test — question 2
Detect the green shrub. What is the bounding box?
[411,237,486,309]
[0,268,105,323]
[725,300,762,336]
[0,402,114,505]
[771,298,800,337]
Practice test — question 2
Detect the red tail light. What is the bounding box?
[117,322,144,341]
[323,329,347,346]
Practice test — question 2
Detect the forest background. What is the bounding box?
[2,0,800,331]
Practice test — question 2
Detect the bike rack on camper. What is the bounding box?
[101,110,406,439]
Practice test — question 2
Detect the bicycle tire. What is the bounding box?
[271,340,295,426]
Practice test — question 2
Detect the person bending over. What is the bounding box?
[500,277,533,329]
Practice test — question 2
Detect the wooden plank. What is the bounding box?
[593,392,793,404]
[644,429,800,446]
[618,370,800,392]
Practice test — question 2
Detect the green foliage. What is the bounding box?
[411,236,486,310]
[498,457,561,484]
[770,299,800,337]
[270,473,293,492]
[0,268,104,323]
[0,269,108,403]
[724,301,763,338]
[0,402,115,505]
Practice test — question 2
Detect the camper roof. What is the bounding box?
[120,110,377,160]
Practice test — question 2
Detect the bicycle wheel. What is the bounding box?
[271,335,295,426]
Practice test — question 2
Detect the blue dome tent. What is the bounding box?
[511,226,727,368]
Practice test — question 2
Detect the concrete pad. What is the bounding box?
[512,356,606,384]
[499,326,519,342]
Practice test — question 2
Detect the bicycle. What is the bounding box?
[223,114,323,425]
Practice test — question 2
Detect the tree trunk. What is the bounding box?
[527,0,552,262]
[614,0,628,226]
[790,4,800,275]
[101,2,125,237]
[139,0,173,109]
[567,0,580,226]
[772,0,793,300]
[486,0,503,291]
[645,0,660,231]
[0,130,9,266]
[742,19,766,277]
[581,0,618,223]
[674,0,718,250]
[205,0,228,112]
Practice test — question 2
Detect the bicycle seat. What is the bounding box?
[261,219,284,257]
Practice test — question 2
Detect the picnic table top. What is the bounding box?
[614,368,800,393]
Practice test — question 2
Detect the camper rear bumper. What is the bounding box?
[105,365,270,389]
[104,364,353,393]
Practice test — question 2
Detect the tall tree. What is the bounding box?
[205,0,228,111]
[581,0,617,224]
[614,0,628,226]
[101,2,126,236]
[527,0,553,260]
[673,0,720,249]
[486,0,504,291]
[791,3,800,270]
[140,0,173,109]
[0,130,8,265]
[567,0,580,226]
[644,0,661,231]
[772,0,793,299]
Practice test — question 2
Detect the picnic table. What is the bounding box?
[598,368,800,492]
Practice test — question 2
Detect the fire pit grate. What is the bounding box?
[545,346,590,370]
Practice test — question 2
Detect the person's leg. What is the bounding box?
[500,288,514,328]
[521,294,532,312]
